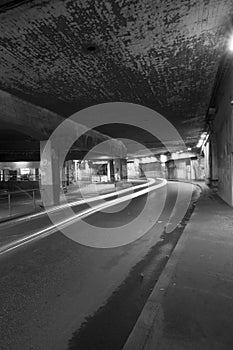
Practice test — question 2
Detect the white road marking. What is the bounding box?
[0,178,167,255]
[0,179,156,227]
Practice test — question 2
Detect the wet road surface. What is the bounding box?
[0,182,197,350]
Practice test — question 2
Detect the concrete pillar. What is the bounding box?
[114,159,121,181]
[65,161,74,186]
[203,141,210,184]
[211,105,232,204]
[109,160,115,183]
[74,160,78,182]
[210,133,218,184]
[166,160,176,179]
[120,158,128,180]
[108,158,128,182]
[40,140,61,206]
[231,112,233,206]
[107,161,111,182]
[35,168,39,181]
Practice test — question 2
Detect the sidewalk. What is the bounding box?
[123,183,233,350]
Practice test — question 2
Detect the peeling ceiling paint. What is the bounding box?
[0,0,232,151]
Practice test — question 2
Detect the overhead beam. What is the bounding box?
[0,89,127,161]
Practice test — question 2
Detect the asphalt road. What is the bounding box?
[0,181,196,350]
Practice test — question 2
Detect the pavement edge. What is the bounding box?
[123,182,201,350]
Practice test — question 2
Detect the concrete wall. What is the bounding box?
[165,157,204,180]
[127,161,141,179]
[210,62,233,206]
[140,162,163,179]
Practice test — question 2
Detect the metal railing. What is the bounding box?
[0,188,42,218]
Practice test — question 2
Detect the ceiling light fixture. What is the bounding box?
[200,132,207,140]
[160,155,167,163]
[196,132,209,148]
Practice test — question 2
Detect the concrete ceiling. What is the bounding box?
[0,0,233,156]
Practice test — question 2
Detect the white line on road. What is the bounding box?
[0,179,156,227]
[0,178,167,255]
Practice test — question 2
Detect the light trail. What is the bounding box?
[0,178,167,255]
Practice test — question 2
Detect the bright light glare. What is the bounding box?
[200,132,207,139]
[228,34,233,52]
[160,155,167,163]
[141,157,156,164]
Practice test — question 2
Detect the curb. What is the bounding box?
[123,181,200,349]
[167,179,206,195]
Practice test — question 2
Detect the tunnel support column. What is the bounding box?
[114,159,121,181]
[108,158,128,183]
[40,140,61,206]
[208,65,233,206]
[120,158,128,180]
[209,133,218,190]
[109,160,115,183]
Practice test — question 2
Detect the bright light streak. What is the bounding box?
[228,34,233,52]
[196,131,208,148]
[200,132,207,139]
[0,178,166,255]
